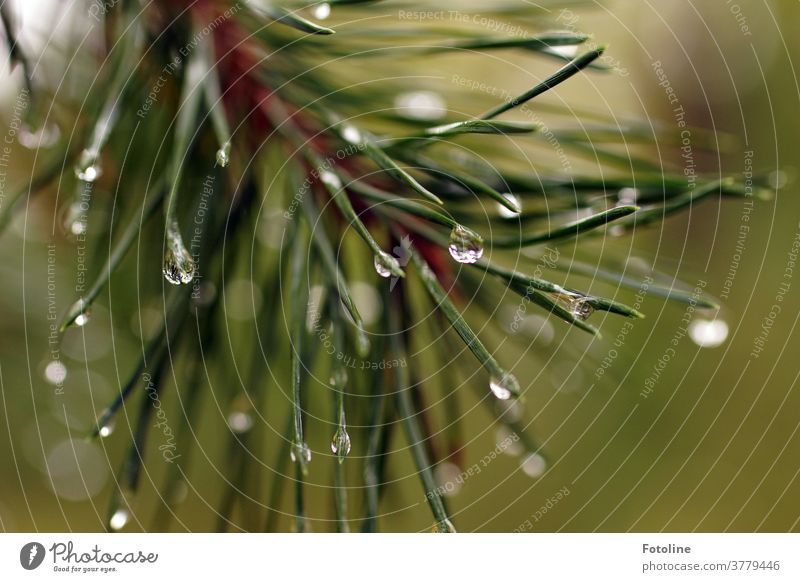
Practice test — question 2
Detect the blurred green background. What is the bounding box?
[0,0,798,532]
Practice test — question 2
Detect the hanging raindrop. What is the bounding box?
[162,223,195,285]
[373,251,400,278]
[448,225,484,264]
[330,427,352,459]
[108,508,130,531]
[74,149,101,183]
[497,193,522,218]
[290,441,312,464]
[431,518,457,533]
[489,373,519,400]
[520,452,547,478]
[216,142,231,167]
[62,201,87,236]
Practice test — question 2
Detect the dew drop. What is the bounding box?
[319,169,342,190]
[356,329,371,357]
[489,373,519,400]
[216,142,231,167]
[330,427,352,459]
[329,367,348,388]
[74,149,101,183]
[373,251,399,278]
[163,223,195,285]
[768,170,788,190]
[341,124,361,145]
[431,518,457,533]
[108,508,130,531]
[227,411,253,434]
[688,319,728,348]
[550,45,579,59]
[73,305,91,327]
[556,293,594,321]
[290,441,312,464]
[497,193,522,218]
[313,2,331,19]
[62,201,87,237]
[520,452,547,479]
[618,187,639,204]
[448,225,484,264]
[394,91,447,121]
[44,360,67,385]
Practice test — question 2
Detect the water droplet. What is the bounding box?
[434,462,463,497]
[373,251,400,278]
[163,223,195,285]
[394,91,447,121]
[313,2,330,19]
[341,124,361,145]
[689,319,728,348]
[227,411,253,433]
[109,508,130,531]
[495,427,523,457]
[618,187,639,204]
[555,293,594,321]
[330,367,348,388]
[768,170,788,190]
[550,45,579,59]
[98,423,114,438]
[290,441,312,464]
[497,193,522,218]
[431,518,457,533]
[44,360,67,385]
[489,373,519,400]
[448,225,484,264]
[62,201,87,236]
[74,149,101,183]
[19,121,60,149]
[319,169,342,190]
[216,142,231,167]
[520,453,547,478]
[330,427,351,459]
[74,310,91,327]
[356,329,371,357]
